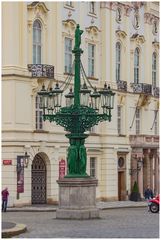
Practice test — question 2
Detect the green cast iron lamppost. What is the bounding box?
[38,24,115,178]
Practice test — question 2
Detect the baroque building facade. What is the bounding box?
[2,1,159,206]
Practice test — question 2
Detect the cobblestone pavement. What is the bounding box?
[2,208,159,238]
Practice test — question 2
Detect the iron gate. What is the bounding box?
[32,154,46,204]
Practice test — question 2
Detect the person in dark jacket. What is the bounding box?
[144,186,153,200]
[2,187,9,212]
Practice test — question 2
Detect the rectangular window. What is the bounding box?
[89,2,95,14]
[35,96,43,130]
[136,108,140,135]
[90,126,96,134]
[88,44,95,77]
[117,106,121,135]
[66,1,73,7]
[90,157,96,177]
[154,110,158,135]
[65,38,72,74]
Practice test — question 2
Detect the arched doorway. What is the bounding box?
[32,154,46,204]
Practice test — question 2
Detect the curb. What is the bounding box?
[7,208,57,212]
[2,223,27,238]
[7,205,147,212]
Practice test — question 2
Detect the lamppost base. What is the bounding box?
[56,177,100,219]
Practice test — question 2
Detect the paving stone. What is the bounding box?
[2,207,159,238]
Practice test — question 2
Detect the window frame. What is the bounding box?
[117,105,122,135]
[33,20,42,64]
[35,95,43,130]
[154,110,158,135]
[90,157,96,177]
[88,43,95,78]
[152,52,157,87]
[116,7,122,23]
[116,42,121,81]
[64,37,73,74]
[135,108,140,135]
[134,48,140,84]
[89,2,96,14]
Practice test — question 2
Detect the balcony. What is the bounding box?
[131,83,152,95]
[28,64,54,78]
[129,135,159,148]
[152,86,159,98]
[117,80,127,92]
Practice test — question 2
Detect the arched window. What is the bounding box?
[134,48,140,83]
[116,42,121,81]
[33,20,42,64]
[152,52,157,87]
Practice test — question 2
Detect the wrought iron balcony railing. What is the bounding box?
[28,64,54,78]
[117,80,127,92]
[152,86,159,98]
[131,83,152,95]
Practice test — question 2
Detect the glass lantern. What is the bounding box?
[38,84,49,110]
[65,87,74,107]
[47,88,54,115]
[99,83,115,112]
[80,83,91,106]
[23,152,30,168]
[90,87,101,111]
[52,82,63,112]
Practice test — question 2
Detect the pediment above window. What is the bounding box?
[62,19,77,30]
[85,26,100,36]
[152,40,159,50]
[27,2,49,13]
[62,19,77,36]
[130,34,145,44]
[27,2,49,28]
[27,2,49,14]
[116,30,127,39]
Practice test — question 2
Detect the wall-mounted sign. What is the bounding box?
[3,160,12,165]
[17,156,24,193]
[59,159,66,179]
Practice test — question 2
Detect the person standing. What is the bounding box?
[2,187,9,212]
[144,186,153,200]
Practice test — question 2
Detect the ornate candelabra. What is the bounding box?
[35,24,115,178]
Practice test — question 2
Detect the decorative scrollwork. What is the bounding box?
[28,64,54,78]
[44,105,110,133]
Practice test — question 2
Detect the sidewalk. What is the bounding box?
[7,200,147,212]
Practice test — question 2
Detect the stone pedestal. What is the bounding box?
[56,178,99,219]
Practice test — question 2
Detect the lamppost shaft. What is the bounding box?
[72,24,83,107]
